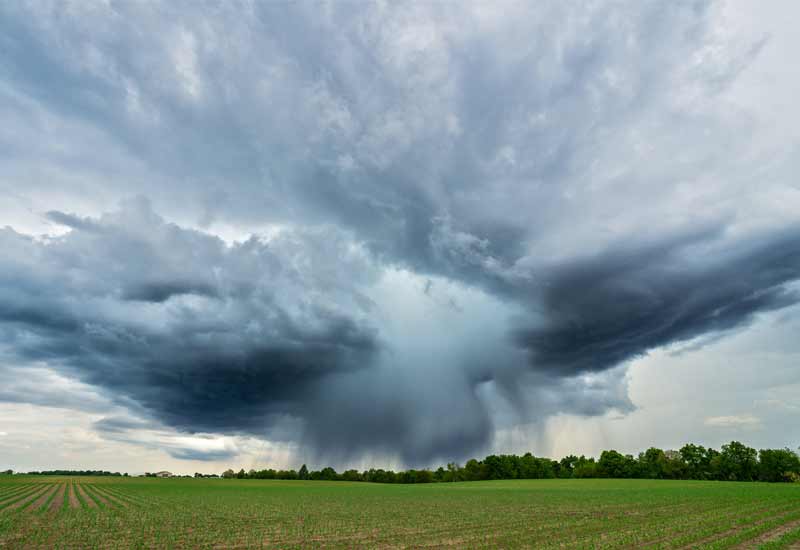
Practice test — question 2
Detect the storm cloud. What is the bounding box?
[1,1,800,466]
[1,200,379,435]
[513,227,800,376]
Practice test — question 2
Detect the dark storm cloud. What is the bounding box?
[4,212,800,465]
[512,228,800,376]
[1,0,800,465]
[1,201,380,437]
[302,369,495,465]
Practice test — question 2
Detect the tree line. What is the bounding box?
[220,442,800,484]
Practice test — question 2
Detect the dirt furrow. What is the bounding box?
[99,485,151,505]
[26,484,59,512]
[0,486,42,509]
[0,486,29,500]
[75,483,97,508]
[67,483,80,509]
[675,506,800,550]
[731,517,800,549]
[47,483,66,512]
[89,485,129,508]
[0,485,36,504]
[0,485,51,513]
[83,485,112,508]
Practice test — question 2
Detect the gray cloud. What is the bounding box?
[0,364,113,414]
[1,200,380,437]
[512,227,800,376]
[92,416,241,462]
[165,447,239,462]
[120,280,219,303]
[1,1,800,465]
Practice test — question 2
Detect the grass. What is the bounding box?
[0,476,799,548]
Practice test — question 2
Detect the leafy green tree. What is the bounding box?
[415,469,434,483]
[484,455,520,479]
[446,462,462,482]
[598,450,635,478]
[518,453,534,478]
[318,467,338,481]
[559,455,578,478]
[298,464,309,480]
[662,450,687,479]
[573,456,598,478]
[758,448,800,482]
[341,469,362,481]
[679,444,704,478]
[681,444,721,480]
[717,441,758,481]
[638,448,668,479]
[463,459,487,481]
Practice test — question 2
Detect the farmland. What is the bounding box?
[1,476,800,548]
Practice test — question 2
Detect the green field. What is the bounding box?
[1,476,800,548]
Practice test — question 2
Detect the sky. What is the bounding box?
[1,1,799,475]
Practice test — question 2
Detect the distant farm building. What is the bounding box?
[155,471,173,478]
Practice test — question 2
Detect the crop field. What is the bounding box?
[1,477,800,548]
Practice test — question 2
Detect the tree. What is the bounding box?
[446,462,461,482]
[573,456,598,478]
[758,449,800,482]
[463,459,487,481]
[341,469,362,482]
[717,441,758,481]
[638,448,668,479]
[415,469,434,483]
[662,450,686,479]
[559,455,578,478]
[680,443,722,480]
[483,455,520,479]
[483,455,502,479]
[209,439,800,485]
[598,450,635,478]
[322,467,338,480]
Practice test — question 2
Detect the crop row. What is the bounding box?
[2,478,799,548]
[0,481,141,513]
